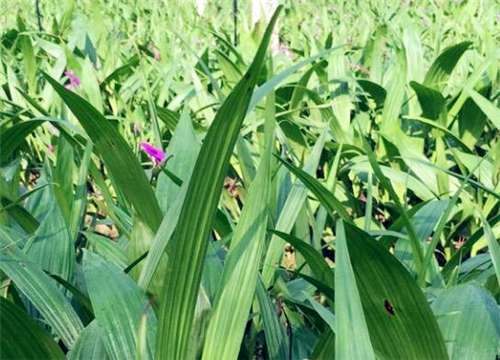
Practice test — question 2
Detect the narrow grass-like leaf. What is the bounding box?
[262,130,327,285]
[0,119,45,164]
[272,230,334,291]
[478,213,500,286]
[360,136,424,277]
[466,88,500,130]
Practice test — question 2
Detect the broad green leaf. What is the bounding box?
[84,231,128,269]
[0,227,83,348]
[311,329,335,360]
[432,284,500,360]
[156,106,201,213]
[68,320,108,360]
[410,81,446,120]
[457,86,490,148]
[24,182,74,280]
[156,8,282,359]
[343,222,448,359]
[423,42,472,91]
[0,297,65,360]
[83,250,157,360]
[0,119,45,164]
[360,136,424,275]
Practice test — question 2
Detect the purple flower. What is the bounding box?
[140,142,166,166]
[64,70,81,90]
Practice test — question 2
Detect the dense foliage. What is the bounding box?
[0,1,499,359]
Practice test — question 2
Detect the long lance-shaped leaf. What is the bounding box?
[83,250,157,360]
[423,41,472,91]
[202,93,275,360]
[335,220,375,359]
[42,73,162,232]
[68,320,108,360]
[466,88,500,130]
[155,7,282,360]
[0,227,83,348]
[431,284,500,359]
[0,297,65,360]
[342,222,448,359]
[478,212,500,286]
[255,277,290,360]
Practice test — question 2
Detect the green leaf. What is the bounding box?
[255,277,289,360]
[360,136,425,276]
[43,73,162,232]
[272,230,334,291]
[0,119,45,164]
[276,157,350,222]
[0,227,83,348]
[342,222,448,359]
[84,231,128,269]
[466,88,500,130]
[155,106,201,213]
[0,297,65,360]
[202,93,274,360]
[335,220,375,359]
[357,79,387,109]
[410,81,446,120]
[83,250,157,360]
[262,130,328,285]
[457,86,490,148]
[155,7,282,360]
[24,182,74,280]
[311,329,335,360]
[423,41,472,91]
[478,213,500,286]
[432,284,500,359]
[68,320,108,360]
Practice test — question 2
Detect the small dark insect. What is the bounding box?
[384,299,395,316]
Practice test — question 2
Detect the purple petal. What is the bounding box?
[64,70,81,89]
[140,142,166,165]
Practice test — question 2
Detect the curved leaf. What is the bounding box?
[0,297,65,360]
[343,222,448,359]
